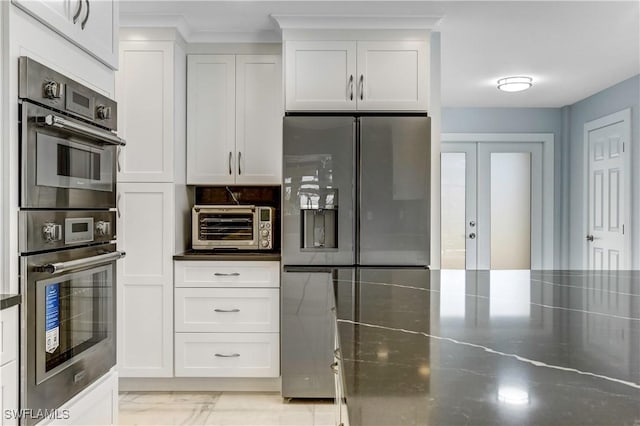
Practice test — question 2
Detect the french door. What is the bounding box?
[441,141,543,269]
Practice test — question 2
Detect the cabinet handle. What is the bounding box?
[348,75,354,101]
[215,353,240,358]
[214,308,240,313]
[72,0,83,24]
[81,0,90,30]
[228,151,233,175]
[330,361,339,374]
[359,74,364,101]
[238,151,242,175]
[214,272,240,277]
[116,193,121,218]
[117,147,122,172]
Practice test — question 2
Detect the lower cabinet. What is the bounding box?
[1,306,18,426]
[38,370,118,426]
[174,261,280,379]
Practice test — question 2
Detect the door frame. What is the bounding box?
[583,109,632,269]
[441,133,555,269]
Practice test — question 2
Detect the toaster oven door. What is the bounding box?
[193,208,258,249]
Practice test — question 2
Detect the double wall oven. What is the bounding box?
[18,57,126,423]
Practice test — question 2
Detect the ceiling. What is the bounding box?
[119,1,640,108]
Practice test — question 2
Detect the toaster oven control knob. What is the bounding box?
[96,105,112,120]
[43,80,63,99]
[95,221,110,236]
[261,240,269,248]
[261,229,269,237]
[42,222,62,242]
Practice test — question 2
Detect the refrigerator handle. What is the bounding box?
[354,117,360,265]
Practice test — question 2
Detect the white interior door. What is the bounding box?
[441,141,544,270]
[441,143,477,269]
[586,111,630,270]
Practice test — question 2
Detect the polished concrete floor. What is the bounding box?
[118,392,334,426]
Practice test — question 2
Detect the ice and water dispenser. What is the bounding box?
[300,188,338,249]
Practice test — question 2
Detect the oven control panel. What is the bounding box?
[19,210,116,254]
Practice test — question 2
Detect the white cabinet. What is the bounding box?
[11,0,118,69]
[285,40,428,111]
[1,306,18,426]
[116,41,178,183]
[117,183,174,378]
[187,54,282,185]
[174,261,280,378]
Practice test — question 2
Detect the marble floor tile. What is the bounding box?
[118,391,334,426]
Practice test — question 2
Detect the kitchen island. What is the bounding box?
[333,269,640,426]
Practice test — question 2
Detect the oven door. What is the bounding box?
[21,244,124,419]
[20,102,125,209]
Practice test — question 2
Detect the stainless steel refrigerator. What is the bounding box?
[281,115,430,398]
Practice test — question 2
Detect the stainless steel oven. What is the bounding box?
[19,56,125,209]
[19,210,124,425]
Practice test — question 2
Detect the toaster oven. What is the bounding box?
[192,205,275,250]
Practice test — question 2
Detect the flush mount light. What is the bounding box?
[497,76,533,92]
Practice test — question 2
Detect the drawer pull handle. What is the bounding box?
[214,308,240,313]
[214,272,240,277]
[215,353,240,358]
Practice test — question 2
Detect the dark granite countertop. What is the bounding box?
[334,269,640,426]
[173,250,281,261]
[1,293,21,310]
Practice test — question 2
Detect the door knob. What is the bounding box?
[469,233,476,239]
[586,234,594,242]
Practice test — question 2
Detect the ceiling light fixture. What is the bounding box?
[497,76,533,92]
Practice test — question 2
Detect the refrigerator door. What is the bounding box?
[281,268,353,398]
[283,117,355,266]
[359,116,430,266]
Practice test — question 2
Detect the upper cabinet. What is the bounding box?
[187,54,282,185]
[285,40,428,111]
[12,0,118,69]
[116,40,177,182]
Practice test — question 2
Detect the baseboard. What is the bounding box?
[119,377,281,392]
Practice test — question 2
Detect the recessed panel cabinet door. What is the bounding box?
[117,183,174,377]
[235,55,283,184]
[356,41,428,111]
[187,55,236,185]
[285,41,357,111]
[116,41,175,182]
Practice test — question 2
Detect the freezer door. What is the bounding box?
[359,116,430,266]
[281,269,350,398]
[283,117,355,265]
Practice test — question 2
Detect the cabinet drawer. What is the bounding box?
[0,306,18,366]
[175,261,280,288]
[175,333,279,377]
[175,288,279,333]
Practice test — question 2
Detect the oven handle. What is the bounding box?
[38,114,126,146]
[34,250,126,274]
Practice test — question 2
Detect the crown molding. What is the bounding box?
[271,14,443,31]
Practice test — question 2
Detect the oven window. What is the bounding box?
[41,266,112,373]
[57,144,101,181]
[199,213,255,241]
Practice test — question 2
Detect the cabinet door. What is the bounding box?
[74,0,118,69]
[116,41,175,182]
[235,55,283,184]
[285,41,356,111]
[12,0,118,69]
[187,55,236,184]
[0,361,18,426]
[117,183,173,377]
[356,41,428,111]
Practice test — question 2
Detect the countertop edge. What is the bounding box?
[173,252,281,261]
[1,294,21,310]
